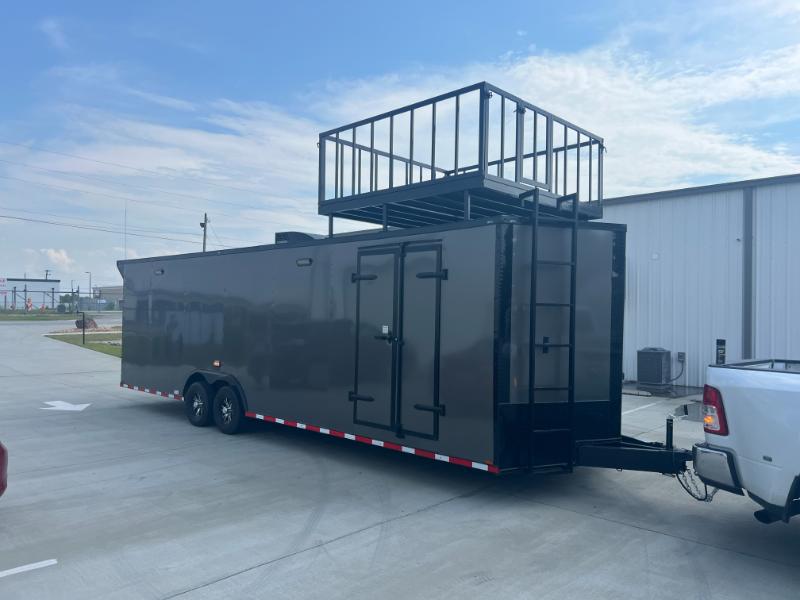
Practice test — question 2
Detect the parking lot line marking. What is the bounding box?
[0,559,58,579]
[622,400,664,415]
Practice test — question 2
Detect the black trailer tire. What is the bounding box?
[213,385,244,435]
[185,381,213,427]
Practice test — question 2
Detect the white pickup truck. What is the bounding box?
[693,359,800,524]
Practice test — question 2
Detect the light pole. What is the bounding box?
[85,271,92,306]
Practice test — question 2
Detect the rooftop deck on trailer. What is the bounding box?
[318,82,605,228]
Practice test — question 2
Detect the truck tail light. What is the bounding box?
[703,385,729,436]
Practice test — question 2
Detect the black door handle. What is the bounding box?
[413,403,446,416]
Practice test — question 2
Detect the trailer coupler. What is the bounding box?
[575,418,692,475]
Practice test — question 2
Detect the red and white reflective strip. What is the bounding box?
[120,382,182,400]
[244,411,500,474]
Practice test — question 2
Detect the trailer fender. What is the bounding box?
[184,371,249,412]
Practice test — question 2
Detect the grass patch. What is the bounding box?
[46,332,122,358]
[0,312,80,321]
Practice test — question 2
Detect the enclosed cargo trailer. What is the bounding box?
[119,82,691,476]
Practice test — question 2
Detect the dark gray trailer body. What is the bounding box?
[118,216,625,473]
[118,82,692,476]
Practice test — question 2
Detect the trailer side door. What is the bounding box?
[351,248,399,431]
[351,242,443,439]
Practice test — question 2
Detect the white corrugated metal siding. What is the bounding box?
[753,181,800,360]
[603,190,744,387]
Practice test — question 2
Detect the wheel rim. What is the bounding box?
[220,395,233,425]
[192,393,205,418]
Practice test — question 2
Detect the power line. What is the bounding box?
[0,213,221,246]
[0,173,315,231]
[0,204,265,245]
[0,157,272,211]
[0,139,276,196]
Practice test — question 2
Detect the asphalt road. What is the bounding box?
[0,317,798,599]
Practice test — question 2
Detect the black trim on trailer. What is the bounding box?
[492,223,514,464]
[608,227,626,437]
[117,214,626,271]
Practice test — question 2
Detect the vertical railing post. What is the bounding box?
[389,116,394,188]
[454,95,460,175]
[334,133,340,198]
[370,122,375,192]
[545,117,553,193]
[409,109,415,185]
[576,132,581,203]
[499,97,504,178]
[563,124,568,196]
[351,127,356,195]
[588,139,593,203]
[431,102,437,180]
[318,135,326,205]
[598,140,604,202]
[515,103,524,183]
[478,84,489,176]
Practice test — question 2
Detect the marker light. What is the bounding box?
[212,359,222,368]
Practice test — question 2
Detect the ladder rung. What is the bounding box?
[535,302,572,307]
[533,428,572,434]
[537,260,574,266]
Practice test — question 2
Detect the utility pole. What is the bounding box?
[200,212,209,252]
[44,269,51,280]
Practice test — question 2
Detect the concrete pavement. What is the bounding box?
[0,318,798,599]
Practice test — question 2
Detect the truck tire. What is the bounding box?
[213,385,243,435]
[185,381,213,427]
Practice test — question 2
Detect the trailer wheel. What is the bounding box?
[213,385,243,435]
[185,381,213,427]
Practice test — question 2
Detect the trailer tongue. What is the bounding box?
[118,82,695,480]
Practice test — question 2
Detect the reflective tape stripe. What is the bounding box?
[121,383,182,401]
[242,410,499,474]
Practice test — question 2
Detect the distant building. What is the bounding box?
[0,277,61,310]
[95,285,123,304]
[603,173,800,387]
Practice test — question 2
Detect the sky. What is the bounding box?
[1,0,799,289]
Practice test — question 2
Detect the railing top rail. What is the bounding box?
[320,82,604,145]
[319,82,486,138]
[482,82,604,144]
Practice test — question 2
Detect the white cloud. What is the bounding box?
[3,19,800,284]
[40,248,75,269]
[39,18,69,51]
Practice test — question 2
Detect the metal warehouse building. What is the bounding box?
[603,173,800,387]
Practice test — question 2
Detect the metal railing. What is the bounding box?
[318,82,603,206]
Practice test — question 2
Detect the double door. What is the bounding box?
[350,242,445,439]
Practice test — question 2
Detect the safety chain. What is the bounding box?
[675,467,719,502]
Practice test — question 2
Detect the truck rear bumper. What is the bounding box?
[693,443,743,495]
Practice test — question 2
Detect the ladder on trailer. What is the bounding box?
[525,190,580,471]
